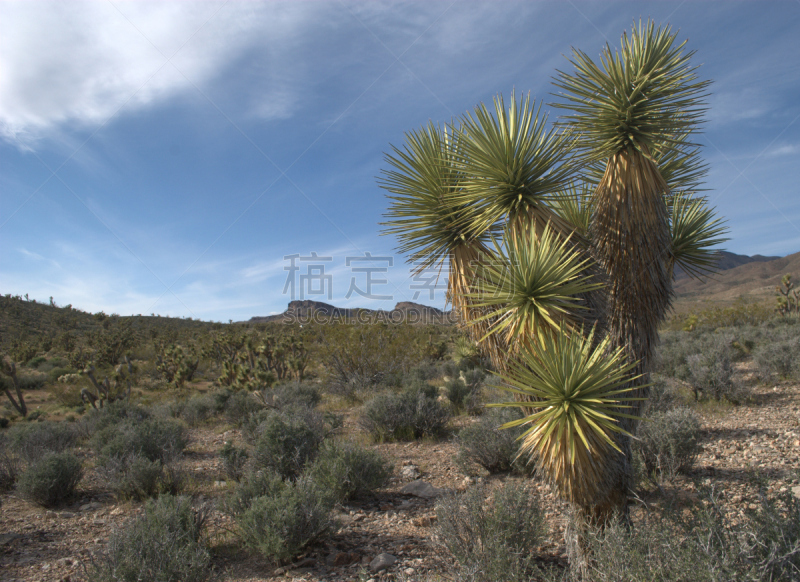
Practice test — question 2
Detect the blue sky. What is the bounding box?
[1,1,799,321]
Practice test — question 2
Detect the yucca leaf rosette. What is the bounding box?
[468,223,602,352]
[380,122,502,359]
[457,92,575,237]
[494,328,645,508]
[669,193,729,279]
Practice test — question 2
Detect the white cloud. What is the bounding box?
[0,1,327,148]
[766,144,799,158]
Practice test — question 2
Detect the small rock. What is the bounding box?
[792,486,800,498]
[214,480,227,488]
[400,480,443,499]
[412,515,437,527]
[404,567,416,575]
[370,553,396,573]
[400,465,420,480]
[80,502,102,512]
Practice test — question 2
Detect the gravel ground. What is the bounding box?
[1,374,798,582]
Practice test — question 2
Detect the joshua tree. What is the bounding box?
[381,20,726,576]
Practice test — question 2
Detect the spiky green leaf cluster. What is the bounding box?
[669,193,729,278]
[457,92,573,234]
[381,123,485,271]
[553,20,710,163]
[493,328,644,504]
[469,224,601,344]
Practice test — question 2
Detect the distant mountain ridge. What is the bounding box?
[248,252,797,322]
[248,300,452,324]
[672,250,800,313]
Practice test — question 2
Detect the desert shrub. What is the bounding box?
[587,514,722,582]
[635,407,701,482]
[93,417,187,464]
[17,452,82,507]
[8,420,79,464]
[222,469,286,517]
[15,372,46,391]
[93,417,187,499]
[78,400,151,438]
[404,377,438,400]
[456,407,532,475]
[446,369,485,415]
[744,492,800,581]
[50,382,84,407]
[248,410,325,479]
[26,355,47,369]
[305,440,393,501]
[220,441,248,482]
[754,338,799,382]
[222,390,262,425]
[47,366,76,383]
[685,336,747,402]
[0,434,21,491]
[175,394,217,426]
[407,362,442,382]
[234,475,336,563]
[435,481,547,581]
[96,453,180,501]
[272,382,322,409]
[87,494,211,582]
[642,376,683,415]
[359,390,450,442]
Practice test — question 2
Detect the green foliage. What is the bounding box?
[93,417,187,465]
[634,407,701,482]
[305,440,393,501]
[220,441,248,482]
[87,495,211,582]
[96,453,180,501]
[320,323,434,400]
[359,390,450,442]
[0,433,21,491]
[456,407,532,475]
[248,409,325,479]
[7,420,78,464]
[17,452,82,507]
[754,338,799,381]
[234,475,336,564]
[435,482,547,582]
[156,343,200,388]
[776,274,800,316]
[445,369,484,414]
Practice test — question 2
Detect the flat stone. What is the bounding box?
[369,553,396,573]
[792,486,800,498]
[400,480,443,499]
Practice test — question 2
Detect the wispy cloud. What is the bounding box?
[0,2,330,148]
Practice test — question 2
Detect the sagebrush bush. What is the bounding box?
[586,514,723,582]
[235,475,336,563]
[78,401,151,439]
[685,335,747,402]
[455,407,532,475]
[754,338,798,382]
[435,481,547,581]
[248,410,325,479]
[173,394,217,426]
[95,453,180,500]
[220,441,248,482]
[8,420,79,464]
[92,417,187,500]
[222,469,286,517]
[222,390,263,426]
[17,452,82,507]
[359,390,450,442]
[272,382,322,409]
[635,407,701,482]
[88,494,211,582]
[305,440,393,501]
[0,434,21,491]
[746,489,800,581]
[93,417,187,465]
